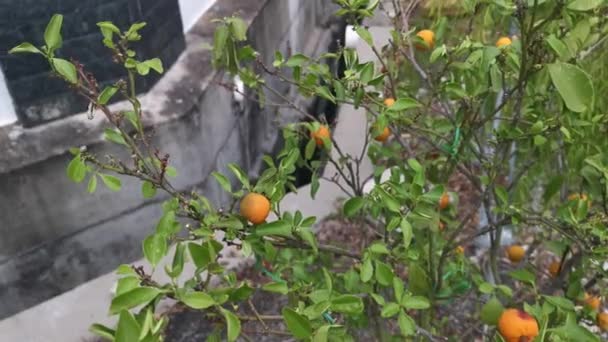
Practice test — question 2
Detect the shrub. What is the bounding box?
[10,0,608,340]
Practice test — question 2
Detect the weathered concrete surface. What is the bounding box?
[0,0,342,319]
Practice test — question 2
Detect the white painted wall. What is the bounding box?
[178,0,217,32]
[0,69,17,126]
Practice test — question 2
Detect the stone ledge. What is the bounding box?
[0,0,268,175]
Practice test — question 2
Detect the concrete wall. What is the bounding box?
[0,0,342,319]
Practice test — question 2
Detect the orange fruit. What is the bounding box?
[584,293,601,311]
[311,125,330,147]
[384,97,395,107]
[416,29,435,50]
[598,312,608,331]
[439,192,450,210]
[373,126,391,142]
[496,36,512,48]
[506,245,526,263]
[240,193,271,225]
[497,308,539,342]
[568,193,591,207]
[548,261,561,278]
[456,245,465,255]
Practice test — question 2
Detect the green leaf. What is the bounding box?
[286,54,309,67]
[381,302,400,318]
[409,263,430,296]
[393,278,405,303]
[497,285,513,297]
[376,187,401,213]
[142,181,157,199]
[188,242,213,269]
[220,308,241,342]
[212,172,232,193]
[398,311,416,336]
[548,62,594,113]
[361,258,374,282]
[181,291,216,309]
[255,220,293,237]
[544,295,575,311]
[567,0,604,11]
[9,42,42,55]
[136,63,151,76]
[165,166,178,178]
[479,282,495,294]
[97,21,121,34]
[262,282,289,295]
[104,128,127,146]
[369,242,390,254]
[313,325,332,342]
[534,135,547,146]
[44,14,64,51]
[124,111,140,131]
[508,268,536,286]
[99,174,122,192]
[110,287,162,314]
[98,86,118,105]
[546,35,571,61]
[480,297,504,325]
[374,261,394,286]
[228,17,248,41]
[227,163,250,189]
[139,308,154,340]
[52,58,77,84]
[331,294,364,314]
[67,156,87,183]
[144,58,164,74]
[282,308,313,339]
[298,227,318,254]
[116,264,137,276]
[305,139,316,160]
[355,26,373,46]
[343,197,365,217]
[143,233,167,267]
[156,210,179,237]
[387,98,421,111]
[115,277,140,296]
[115,311,140,342]
[89,323,115,340]
[401,296,430,310]
[400,219,413,248]
[315,86,336,103]
[551,312,599,341]
[359,62,374,84]
[166,242,186,278]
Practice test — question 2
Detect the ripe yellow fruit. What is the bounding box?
[439,192,450,210]
[598,312,608,331]
[240,193,271,225]
[548,261,561,278]
[584,293,601,311]
[384,97,395,107]
[496,36,512,48]
[416,29,435,50]
[373,126,391,142]
[456,245,465,255]
[498,309,539,342]
[506,245,526,263]
[311,125,331,147]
